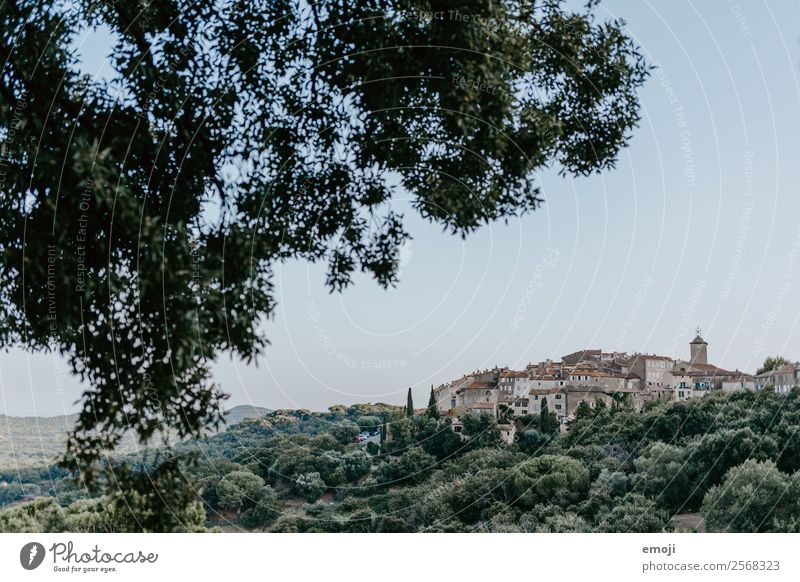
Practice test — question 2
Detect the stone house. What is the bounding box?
[755,363,800,393]
[498,423,517,444]
[672,362,746,400]
[626,354,675,388]
[722,375,757,392]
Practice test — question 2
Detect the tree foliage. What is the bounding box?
[702,460,800,533]
[634,441,696,512]
[757,356,789,376]
[427,386,439,419]
[240,486,280,529]
[376,446,436,486]
[293,472,327,503]
[511,454,590,509]
[216,470,265,513]
[538,397,558,434]
[0,0,648,514]
[461,413,502,450]
[593,493,670,533]
[7,390,800,532]
[329,420,360,445]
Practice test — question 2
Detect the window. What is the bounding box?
[555,404,562,410]
[678,390,685,398]
[555,394,562,399]
[450,399,456,408]
[533,395,539,400]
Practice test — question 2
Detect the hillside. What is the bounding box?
[0,404,270,470]
[3,392,800,532]
[224,405,272,425]
[0,414,79,469]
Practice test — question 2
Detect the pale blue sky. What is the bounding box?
[2,1,799,416]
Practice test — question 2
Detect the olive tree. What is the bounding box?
[512,454,590,509]
[216,470,266,514]
[702,460,800,533]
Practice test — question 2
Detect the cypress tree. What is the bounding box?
[539,397,550,434]
[406,387,414,417]
[427,385,438,419]
[575,400,591,420]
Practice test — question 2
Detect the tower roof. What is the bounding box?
[690,335,707,345]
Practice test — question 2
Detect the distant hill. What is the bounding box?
[224,405,271,425]
[0,405,270,470]
[0,414,79,470]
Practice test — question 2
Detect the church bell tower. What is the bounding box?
[690,328,708,365]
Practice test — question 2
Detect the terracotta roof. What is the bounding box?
[773,363,800,374]
[563,349,601,357]
[682,363,738,376]
[572,371,620,378]
[565,385,639,394]
[461,381,495,391]
[636,354,674,361]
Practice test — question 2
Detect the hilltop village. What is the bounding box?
[432,332,800,440]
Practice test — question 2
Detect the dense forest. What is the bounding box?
[2,389,800,533]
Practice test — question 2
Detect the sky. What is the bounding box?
[2,1,800,416]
